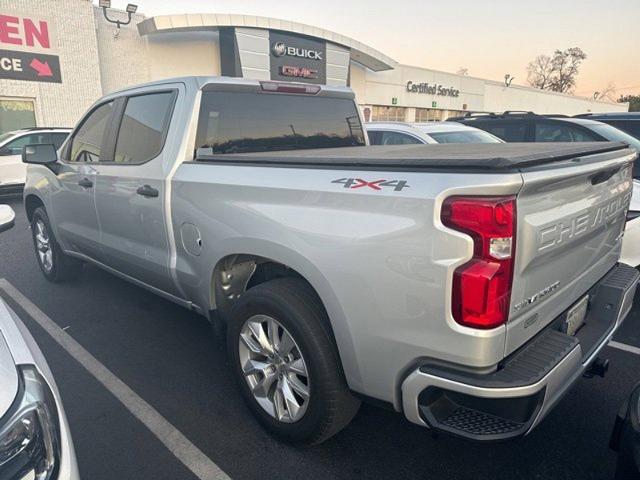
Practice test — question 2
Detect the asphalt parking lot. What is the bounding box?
[1,196,639,480]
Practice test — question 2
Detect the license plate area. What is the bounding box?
[563,295,589,336]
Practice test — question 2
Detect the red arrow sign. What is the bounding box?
[30,58,52,77]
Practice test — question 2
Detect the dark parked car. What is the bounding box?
[575,112,640,141]
[611,382,640,479]
[448,112,640,176]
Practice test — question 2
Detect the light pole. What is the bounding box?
[99,0,138,29]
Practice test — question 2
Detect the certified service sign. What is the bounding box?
[0,13,62,83]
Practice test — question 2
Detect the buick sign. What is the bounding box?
[270,31,326,84]
[272,42,287,57]
[271,41,323,61]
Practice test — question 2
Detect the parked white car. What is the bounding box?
[0,128,70,192]
[621,180,640,267]
[366,121,503,145]
[0,205,79,479]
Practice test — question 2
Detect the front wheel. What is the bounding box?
[227,277,360,445]
[31,207,82,282]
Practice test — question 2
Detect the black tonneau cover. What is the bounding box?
[195,142,631,171]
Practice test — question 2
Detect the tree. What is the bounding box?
[595,83,617,102]
[526,47,587,93]
[526,55,554,90]
[619,95,640,112]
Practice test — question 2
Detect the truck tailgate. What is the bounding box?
[506,148,636,355]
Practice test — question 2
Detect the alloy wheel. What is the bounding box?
[238,314,310,423]
[34,220,53,273]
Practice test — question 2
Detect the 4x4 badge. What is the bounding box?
[331,178,410,191]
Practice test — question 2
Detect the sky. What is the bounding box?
[103,0,640,99]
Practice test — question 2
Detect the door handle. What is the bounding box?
[78,177,93,189]
[136,185,159,198]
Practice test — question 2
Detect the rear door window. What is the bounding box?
[471,121,529,142]
[195,91,366,154]
[379,131,422,145]
[112,91,175,164]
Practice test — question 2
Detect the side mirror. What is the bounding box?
[0,205,15,233]
[22,144,57,165]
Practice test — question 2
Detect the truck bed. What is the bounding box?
[195,142,630,171]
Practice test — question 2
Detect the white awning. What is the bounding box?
[137,13,397,72]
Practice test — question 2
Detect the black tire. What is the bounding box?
[227,277,360,445]
[31,207,83,282]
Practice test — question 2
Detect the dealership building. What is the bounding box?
[0,0,628,133]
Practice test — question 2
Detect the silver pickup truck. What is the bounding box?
[22,76,639,445]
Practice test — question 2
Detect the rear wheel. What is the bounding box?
[227,277,360,445]
[31,207,82,282]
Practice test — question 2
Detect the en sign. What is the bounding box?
[0,14,61,83]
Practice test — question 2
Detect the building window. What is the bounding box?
[444,110,468,120]
[415,108,445,122]
[415,109,468,122]
[0,98,36,135]
[371,106,406,122]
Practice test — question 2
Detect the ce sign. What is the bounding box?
[0,49,61,83]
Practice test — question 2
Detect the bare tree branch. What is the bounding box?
[527,55,553,90]
[526,47,587,93]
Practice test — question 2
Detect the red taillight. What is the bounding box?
[441,196,516,329]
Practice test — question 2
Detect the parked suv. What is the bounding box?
[0,128,70,193]
[575,112,640,141]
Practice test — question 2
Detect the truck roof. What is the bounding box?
[196,142,631,171]
[105,75,354,99]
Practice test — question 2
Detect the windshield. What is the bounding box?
[0,131,17,145]
[589,123,640,178]
[427,130,502,144]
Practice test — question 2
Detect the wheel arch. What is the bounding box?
[24,194,45,222]
[207,244,363,391]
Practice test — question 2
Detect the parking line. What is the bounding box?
[0,279,230,480]
[609,340,640,356]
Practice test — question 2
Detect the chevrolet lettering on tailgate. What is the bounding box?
[538,189,632,253]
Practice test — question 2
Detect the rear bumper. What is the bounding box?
[401,263,639,441]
